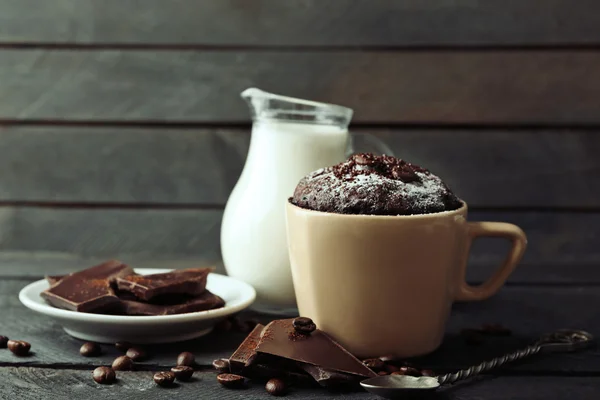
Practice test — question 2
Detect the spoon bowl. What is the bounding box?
[360,375,440,399]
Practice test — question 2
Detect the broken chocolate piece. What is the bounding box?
[300,363,357,388]
[40,260,132,313]
[116,267,212,301]
[229,324,264,374]
[45,275,66,286]
[256,319,376,381]
[119,290,225,316]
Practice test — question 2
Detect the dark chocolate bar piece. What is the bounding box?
[40,260,132,313]
[255,319,376,380]
[229,324,264,374]
[116,267,213,301]
[120,290,225,316]
[45,275,66,286]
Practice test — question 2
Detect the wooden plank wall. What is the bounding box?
[0,0,598,281]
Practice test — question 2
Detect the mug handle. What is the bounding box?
[455,222,527,302]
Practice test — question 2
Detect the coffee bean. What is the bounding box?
[385,364,399,373]
[379,355,403,365]
[0,335,8,348]
[115,341,133,352]
[292,317,316,334]
[80,342,101,357]
[171,365,194,381]
[177,351,195,366]
[154,371,175,387]
[265,378,287,396]
[92,366,116,384]
[212,358,230,373]
[7,340,30,356]
[421,369,435,377]
[362,358,385,372]
[392,366,421,377]
[112,355,134,371]
[217,373,245,389]
[378,371,389,376]
[126,347,147,361]
[481,323,512,336]
[215,318,233,332]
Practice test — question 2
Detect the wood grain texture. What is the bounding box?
[1,127,598,208]
[0,208,598,272]
[0,369,599,400]
[1,0,600,46]
[1,278,599,373]
[3,50,600,124]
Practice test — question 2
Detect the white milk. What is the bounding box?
[221,121,349,312]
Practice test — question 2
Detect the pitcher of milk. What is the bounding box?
[221,88,392,314]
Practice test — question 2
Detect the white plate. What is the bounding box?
[19,268,256,344]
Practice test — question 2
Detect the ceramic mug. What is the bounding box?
[285,200,527,358]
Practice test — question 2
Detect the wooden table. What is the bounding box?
[1,258,598,399]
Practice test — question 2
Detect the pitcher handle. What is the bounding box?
[348,132,395,157]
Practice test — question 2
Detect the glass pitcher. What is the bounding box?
[221,88,392,314]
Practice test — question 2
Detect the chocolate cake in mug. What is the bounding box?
[290,153,461,215]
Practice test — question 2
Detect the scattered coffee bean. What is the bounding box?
[392,366,421,377]
[379,355,403,365]
[7,340,30,356]
[0,335,8,348]
[212,358,230,373]
[217,373,245,389]
[292,317,316,334]
[265,378,287,396]
[171,365,194,381]
[115,341,133,352]
[421,369,435,377]
[215,318,233,332]
[378,371,389,376]
[112,355,134,371]
[80,342,101,357]
[385,364,400,373]
[126,347,147,361]
[362,358,385,372]
[461,328,485,345]
[177,351,195,366]
[481,323,512,336]
[154,371,176,387]
[92,366,116,384]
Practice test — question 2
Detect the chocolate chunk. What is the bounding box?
[362,358,385,372]
[229,324,264,373]
[112,356,134,371]
[7,340,30,356]
[171,366,194,381]
[300,363,358,388]
[80,342,101,357]
[217,373,245,389]
[93,367,116,384]
[176,351,195,367]
[265,378,287,396]
[0,335,8,348]
[154,371,175,387]
[119,290,224,316]
[45,275,66,286]
[126,347,147,361]
[116,267,213,301]
[255,319,376,381]
[40,260,132,313]
[212,358,230,373]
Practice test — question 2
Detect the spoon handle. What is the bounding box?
[436,344,541,385]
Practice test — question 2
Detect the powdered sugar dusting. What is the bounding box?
[291,153,461,215]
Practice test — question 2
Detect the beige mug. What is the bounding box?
[285,200,527,358]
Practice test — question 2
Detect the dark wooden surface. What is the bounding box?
[3,50,600,124]
[2,0,600,47]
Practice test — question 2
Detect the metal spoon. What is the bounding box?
[360,329,594,399]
